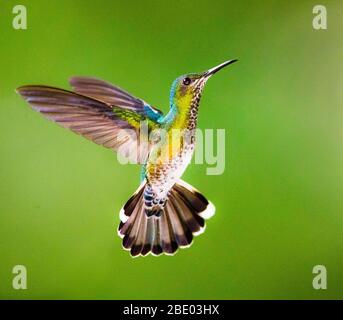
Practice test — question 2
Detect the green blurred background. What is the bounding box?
[0,0,342,299]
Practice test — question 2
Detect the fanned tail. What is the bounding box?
[117,180,215,257]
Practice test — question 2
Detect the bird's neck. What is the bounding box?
[161,97,200,131]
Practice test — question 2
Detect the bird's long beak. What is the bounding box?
[204,59,238,77]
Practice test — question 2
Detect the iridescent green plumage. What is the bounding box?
[17,59,237,256]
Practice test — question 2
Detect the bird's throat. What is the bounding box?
[166,95,200,131]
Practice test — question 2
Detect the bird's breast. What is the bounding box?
[146,139,195,198]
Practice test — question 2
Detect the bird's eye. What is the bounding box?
[183,77,191,85]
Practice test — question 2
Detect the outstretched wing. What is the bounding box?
[69,77,164,122]
[16,85,160,164]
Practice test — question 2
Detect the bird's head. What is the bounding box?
[169,59,238,112]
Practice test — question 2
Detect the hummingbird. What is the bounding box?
[17,59,237,257]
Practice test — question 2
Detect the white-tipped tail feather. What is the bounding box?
[117,179,215,257]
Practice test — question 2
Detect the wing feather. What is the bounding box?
[69,76,164,121]
[16,85,157,163]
